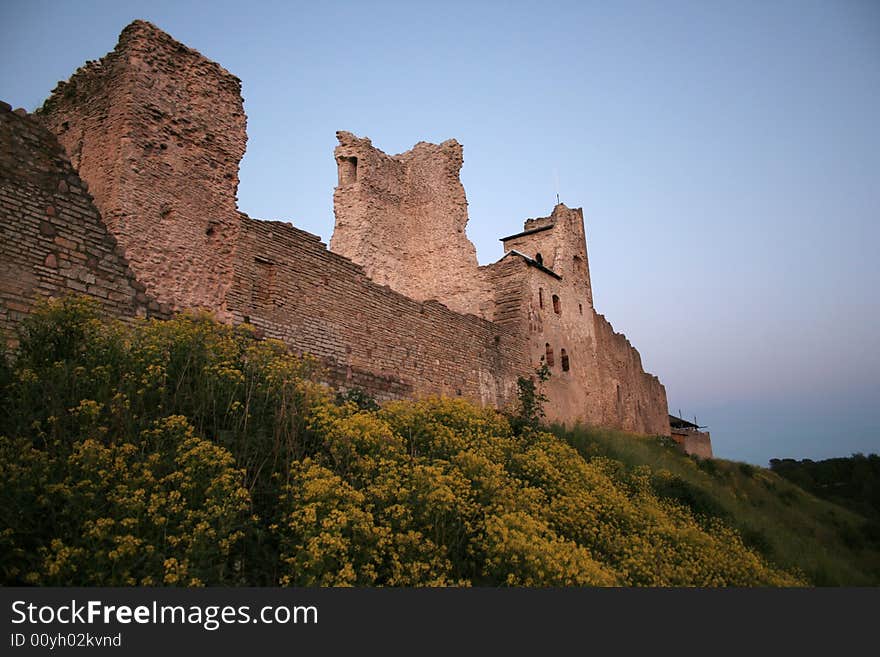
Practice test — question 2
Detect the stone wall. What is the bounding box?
[228,214,528,405]
[36,20,247,318]
[10,19,677,440]
[0,102,163,345]
[590,312,669,434]
[671,429,714,459]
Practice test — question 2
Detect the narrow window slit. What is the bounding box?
[337,156,358,185]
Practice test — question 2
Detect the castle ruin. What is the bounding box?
[1,20,680,439]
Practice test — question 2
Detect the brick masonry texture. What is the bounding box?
[0,104,166,345]
[1,20,681,439]
[229,215,528,406]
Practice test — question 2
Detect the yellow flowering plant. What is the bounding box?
[0,297,818,586]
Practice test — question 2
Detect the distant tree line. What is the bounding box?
[770,454,880,521]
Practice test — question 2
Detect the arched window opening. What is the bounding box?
[545,343,555,367]
[552,294,561,314]
[538,288,544,309]
[560,348,570,372]
[535,252,543,265]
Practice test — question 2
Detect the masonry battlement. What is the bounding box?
[1,20,676,438]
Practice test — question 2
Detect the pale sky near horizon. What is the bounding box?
[2,0,878,466]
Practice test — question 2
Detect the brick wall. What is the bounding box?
[228,215,530,406]
[0,103,164,345]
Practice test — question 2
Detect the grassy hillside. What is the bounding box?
[770,455,880,522]
[1,297,876,586]
[558,425,880,585]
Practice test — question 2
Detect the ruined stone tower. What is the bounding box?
[331,131,484,317]
[36,20,247,317]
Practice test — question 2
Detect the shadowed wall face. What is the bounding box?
[0,104,165,344]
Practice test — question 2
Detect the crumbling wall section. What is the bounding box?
[331,132,485,317]
[229,215,529,406]
[0,103,164,345]
[36,20,247,317]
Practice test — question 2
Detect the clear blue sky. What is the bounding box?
[2,0,878,465]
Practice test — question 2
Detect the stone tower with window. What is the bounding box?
[487,203,665,433]
[332,132,668,434]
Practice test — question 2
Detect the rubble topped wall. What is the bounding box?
[35,20,247,318]
[331,131,485,317]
